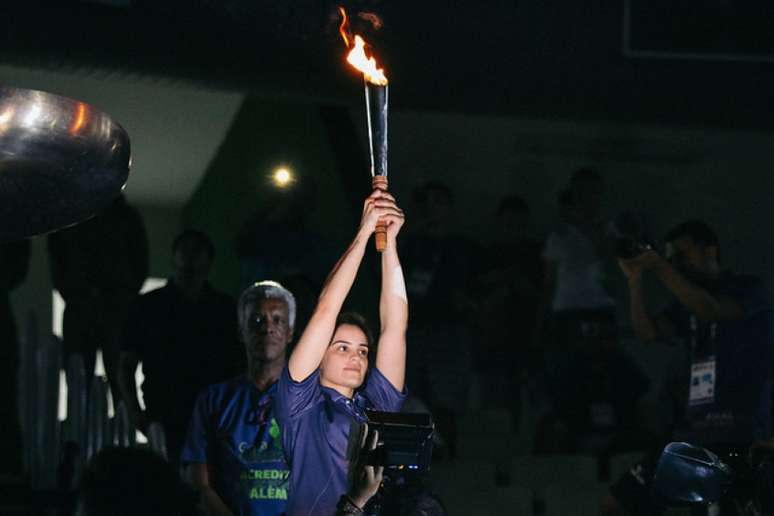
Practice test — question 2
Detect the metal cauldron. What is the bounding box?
[0,86,130,242]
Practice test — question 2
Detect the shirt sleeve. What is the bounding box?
[362,367,407,412]
[180,387,211,465]
[275,366,322,424]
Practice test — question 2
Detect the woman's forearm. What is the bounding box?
[288,228,370,381]
[379,237,408,334]
[375,235,407,390]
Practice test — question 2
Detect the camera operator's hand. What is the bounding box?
[618,250,664,284]
[349,424,384,509]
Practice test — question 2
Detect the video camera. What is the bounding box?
[348,410,434,472]
[607,211,659,260]
[653,442,774,515]
[347,411,435,516]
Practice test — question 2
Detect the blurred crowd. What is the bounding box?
[1,165,772,516]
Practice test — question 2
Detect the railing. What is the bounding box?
[18,312,164,491]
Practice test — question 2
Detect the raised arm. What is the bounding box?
[288,190,402,382]
[622,249,742,323]
[375,192,407,390]
[655,258,742,321]
[621,261,662,343]
[620,253,677,344]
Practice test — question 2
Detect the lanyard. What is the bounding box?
[247,394,274,449]
[688,315,719,409]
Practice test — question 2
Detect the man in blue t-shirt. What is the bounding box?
[602,220,773,516]
[182,281,296,516]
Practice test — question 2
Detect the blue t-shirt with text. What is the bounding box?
[181,376,289,516]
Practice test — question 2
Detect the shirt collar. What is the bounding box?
[321,385,368,411]
[244,375,278,395]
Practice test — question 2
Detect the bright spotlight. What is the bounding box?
[272,167,293,188]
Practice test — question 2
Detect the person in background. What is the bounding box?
[236,175,335,293]
[118,230,239,468]
[534,169,648,453]
[603,220,773,516]
[473,194,543,432]
[48,193,148,400]
[400,181,477,459]
[182,281,294,516]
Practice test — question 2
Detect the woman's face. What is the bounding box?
[320,324,369,393]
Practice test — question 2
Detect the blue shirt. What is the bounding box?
[276,366,406,516]
[181,376,290,516]
[663,273,773,444]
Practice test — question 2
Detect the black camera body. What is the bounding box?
[348,410,434,472]
[653,442,774,515]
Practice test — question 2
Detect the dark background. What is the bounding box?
[3,0,774,326]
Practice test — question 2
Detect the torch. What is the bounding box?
[339,7,390,251]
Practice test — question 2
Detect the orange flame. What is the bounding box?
[338,7,388,86]
[69,102,86,135]
[338,7,351,48]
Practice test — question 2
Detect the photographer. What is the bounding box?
[603,220,773,516]
[535,169,648,453]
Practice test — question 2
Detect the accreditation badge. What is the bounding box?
[689,357,716,406]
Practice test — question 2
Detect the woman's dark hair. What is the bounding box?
[335,311,375,352]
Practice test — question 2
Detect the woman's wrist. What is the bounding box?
[336,495,365,514]
[349,493,370,509]
[355,225,373,244]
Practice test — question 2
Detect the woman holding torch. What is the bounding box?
[275,188,408,516]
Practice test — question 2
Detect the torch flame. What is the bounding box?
[338,7,388,86]
[338,7,351,48]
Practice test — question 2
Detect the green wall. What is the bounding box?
[182,97,378,314]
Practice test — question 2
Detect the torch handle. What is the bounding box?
[372,175,388,252]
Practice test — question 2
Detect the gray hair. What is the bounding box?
[238,280,297,331]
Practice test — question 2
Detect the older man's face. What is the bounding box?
[241,298,293,364]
